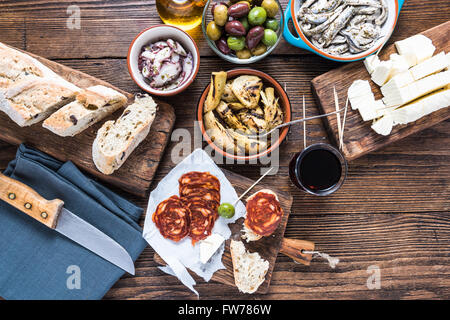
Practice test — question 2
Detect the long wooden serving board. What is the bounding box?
[311,21,450,161]
[154,169,295,295]
[0,45,176,197]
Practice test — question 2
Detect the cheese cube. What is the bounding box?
[395,34,435,66]
[348,80,374,110]
[389,54,411,77]
[364,55,381,75]
[410,52,449,81]
[383,70,450,107]
[391,88,450,125]
[199,233,225,264]
[371,112,394,136]
[381,70,415,96]
[371,60,394,86]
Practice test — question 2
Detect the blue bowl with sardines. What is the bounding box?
[283,0,405,62]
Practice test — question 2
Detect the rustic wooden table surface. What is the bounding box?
[0,0,449,300]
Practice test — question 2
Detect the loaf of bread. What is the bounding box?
[241,189,279,242]
[92,94,157,175]
[230,240,269,294]
[43,85,127,137]
[0,77,79,127]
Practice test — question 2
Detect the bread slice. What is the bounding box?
[43,85,127,137]
[241,189,279,242]
[92,94,157,175]
[230,240,269,294]
[0,77,79,126]
[0,42,67,92]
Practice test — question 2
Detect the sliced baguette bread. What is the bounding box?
[43,85,127,137]
[92,94,157,175]
[241,189,279,242]
[230,240,269,294]
[0,42,70,92]
[0,77,79,127]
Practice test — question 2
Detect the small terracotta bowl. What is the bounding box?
[197,69,291,161]
[127,25,200,96]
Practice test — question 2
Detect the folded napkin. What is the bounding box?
[0,144,147,300]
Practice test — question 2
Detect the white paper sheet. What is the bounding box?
[143,149,246,295]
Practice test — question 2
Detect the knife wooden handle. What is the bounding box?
[280,238,315,266]
[0,173,64,229]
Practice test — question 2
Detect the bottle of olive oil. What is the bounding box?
[156,0,207,31]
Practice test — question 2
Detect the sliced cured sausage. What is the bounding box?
[186,199,217,243]
[245,191,283,237]
[152,195,190,242]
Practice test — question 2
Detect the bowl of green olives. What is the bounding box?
[202,0,284,64]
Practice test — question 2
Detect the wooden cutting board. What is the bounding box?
[311,21,450,161]
[154,169,296,294]
[0,46,176,197]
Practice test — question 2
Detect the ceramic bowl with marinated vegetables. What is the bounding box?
[127,25,200,96]
[202,0,284,64]
[198,69,291,161]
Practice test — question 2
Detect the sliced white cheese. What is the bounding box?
[383,70,450,107]
[371,112,394,136]
[348,80,374,110]
[371,60,396,86]
[391,88,450,125]
[410,52,449,81]
[395,34,435,66]
[199,233,225,264]
[389,54,411,77]
[364,55,381,75]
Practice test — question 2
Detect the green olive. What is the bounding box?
[214,4,229,26]
[251,42,267,56]
[218,203,235,218]
[207,21,222,41]
[227,36,245,51]
[261,0,279,18]
[239,16,250,31]
[265,18,279,31]
[262,28,278,46]
[248,7,267,26]
[236,48,252,59]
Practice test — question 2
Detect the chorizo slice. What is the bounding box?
[179,171,221,191]
[186,199,217,243]
[245,192,284,237]
[152,195,190,242]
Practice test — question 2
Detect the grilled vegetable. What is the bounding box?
[203,110,239,153]
[238,107,267,132]
[216,101,248,132]
[231,75,263,108]
[227,128,267,155]
[221,80,239,102]
[204,71,228,113]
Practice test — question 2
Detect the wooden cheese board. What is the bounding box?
[0,45,176,197]
[154,169,315,294]
[311,21,450,161]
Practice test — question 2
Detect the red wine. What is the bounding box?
[298,149,342,191]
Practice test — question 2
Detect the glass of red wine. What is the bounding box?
[289,143,347,196]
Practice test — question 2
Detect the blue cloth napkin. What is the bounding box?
[0,144,147,300]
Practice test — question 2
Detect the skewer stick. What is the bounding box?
[303,95,306,149]
[333,87,342,148]
[339,96,349,151]
[233,167,274,206]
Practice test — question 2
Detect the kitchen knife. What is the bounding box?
[0,173,135,275]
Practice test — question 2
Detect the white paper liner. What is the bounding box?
[143,149,246,295]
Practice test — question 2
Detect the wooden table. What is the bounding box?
[0,0,449,300]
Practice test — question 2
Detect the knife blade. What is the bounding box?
[0,173,135,275]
